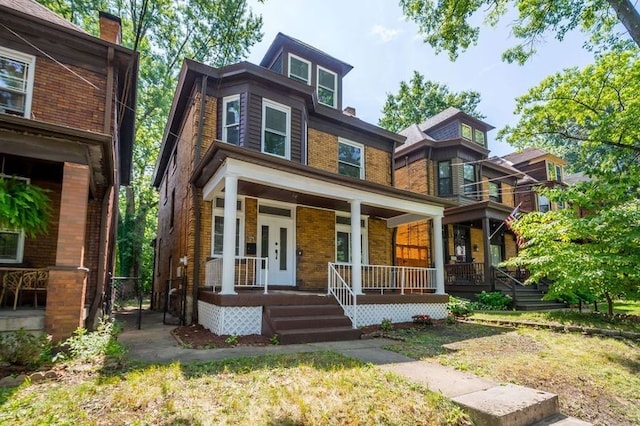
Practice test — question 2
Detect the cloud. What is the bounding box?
[369,25,402,43]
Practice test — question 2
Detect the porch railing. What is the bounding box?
[330,263,437,294]
[328,263,356,328]
[205,256,269,294]
[444,262,485,284]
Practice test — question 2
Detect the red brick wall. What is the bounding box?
[45,268,87,342]
[56,163,90,266]
[22,178,60,268]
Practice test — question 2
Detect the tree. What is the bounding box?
[37,0,263,323]
[378,71,484,132]
[399,0,640,64]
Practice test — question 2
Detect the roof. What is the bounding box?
[418,107,495,133]
[260,32,353,76]
[0,0,86,33]
[484,156,524,176]
[564,171,590,185]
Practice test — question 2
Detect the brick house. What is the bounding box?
[0,0,138,341]
[394,108,527,299]
[152,33,449,343]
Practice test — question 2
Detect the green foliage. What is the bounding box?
[224,334,239,345]
[60,318,125,361]
[269,334,279,345]
[379,70,484,132]
[380,318,394,332]
[473,291,512,310]
[447,296,473,317]
[411,314,432,326]
[399,0,637,64]
[0,178,51,237]
[0,329,51,366]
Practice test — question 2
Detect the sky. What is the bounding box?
[245,0,596,157]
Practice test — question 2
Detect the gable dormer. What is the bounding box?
[259,33,352,110]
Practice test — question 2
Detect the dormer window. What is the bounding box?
[474,129,485,146]
[546,161,563,181]
[317,66,337,108]
[0,47,35,118]
[461,123,472,140]
[288,54,310,84]
[222,95,240,145]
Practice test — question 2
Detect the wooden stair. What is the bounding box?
[263,304,361,345]
[498,285,567,311]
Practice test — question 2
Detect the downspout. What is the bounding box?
[191,75,208,324]
[88,46,116,327]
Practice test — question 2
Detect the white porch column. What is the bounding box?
[220,175,238,295]
[432,215,446,294]
[351,199,363,295]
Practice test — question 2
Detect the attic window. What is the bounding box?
[0,47,35,118]
[317,66,337,108]
[288,54,310,84]
[474,129,485,146]
[222,95,240,145]
[461,123,472,140]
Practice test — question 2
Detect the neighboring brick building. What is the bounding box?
[152,33,450,340]
[0,0,138,341]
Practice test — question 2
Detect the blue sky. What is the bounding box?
[246,1,595,156]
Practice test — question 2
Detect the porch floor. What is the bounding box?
[0,308,45,333]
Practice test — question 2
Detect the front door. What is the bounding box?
[258,213,294,286]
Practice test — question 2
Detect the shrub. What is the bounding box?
[412,314,432,326]
[474,291,512,310]
[0,329,51,366]
[448,297,473,317]
[224,334,239,345]
[61,317,124,361]
[380,318,394,331]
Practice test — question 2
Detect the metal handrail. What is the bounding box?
[492,267,525,303]
[328,263,357,328]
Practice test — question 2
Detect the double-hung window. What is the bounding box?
[222,95,240,145]
[538,194,550,212]
[488,181,501,202]
[463,164,477,197]
[461,123,472,140]
[212,197,244,256]
[338,138,364,179]
[288,54,310,84]
[474,129,485,146]
[335,215,367,263]
[438,161,452,196]
[262,99,290,159]
[317,66,337,108]
[0,47,35,118]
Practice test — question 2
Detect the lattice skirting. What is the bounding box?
[197,301,262,335]
[354,303,448,327]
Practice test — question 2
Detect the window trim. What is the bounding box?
[0,46,36,118]
[537,194,550,212]
[463,163,477,198]
[474,128,485,146]
[261,98,291,160]
[461,123,472,140]
[211,196,245,257]
[317,65,337,108]
[488,181,501,202]
[288,53,311,84]
[438,160,453,196]
[335,213,368,264]
[221,94,240,145]
[338,138,365,179]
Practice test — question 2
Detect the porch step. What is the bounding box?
[498,284,567,311]
[0,310,45,334]
[264,304,361,345]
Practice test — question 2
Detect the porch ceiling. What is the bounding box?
[443,200,514,224]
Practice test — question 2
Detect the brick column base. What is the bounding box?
[45,268,88,342]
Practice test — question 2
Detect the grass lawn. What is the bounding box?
[386,322,640,426]
[0,351,469,426]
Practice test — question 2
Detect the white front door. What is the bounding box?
[258,213,295,286]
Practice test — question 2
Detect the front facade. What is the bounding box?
[0,1,137,340]
[153,34,449,337]
[394,108,523,298]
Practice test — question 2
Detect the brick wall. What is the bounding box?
[470,227,484,263]
[365,147,391,185]
[23,178,60,268]
[308,128,338,173]
[395,221,431,267]
[45,268,87,342]
[368,218,392,265]
[56,163,90,266]
[394,157,433,195]
[296,206,334,290]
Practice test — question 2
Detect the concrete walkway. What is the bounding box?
[117,309,590,426]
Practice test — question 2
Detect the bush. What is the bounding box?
[0,329,51,366]
[412,314,432,326]
[473,291,512,310]
[60,317,124,361]
[380,318,394,331]
[448,297,473,317]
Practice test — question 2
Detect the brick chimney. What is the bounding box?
[99,11,122,45]
[343,106,356,117]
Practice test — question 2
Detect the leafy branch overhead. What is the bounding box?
[0,178,51,237]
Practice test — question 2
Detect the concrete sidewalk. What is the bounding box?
[117,309,590,426]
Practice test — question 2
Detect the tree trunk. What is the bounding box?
[604,292,614,316]
[608,0,640,49]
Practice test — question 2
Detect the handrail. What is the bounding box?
[328,263,357,328]
[492,267,524,303]
[332,263,437,294]
[205,256,269,294]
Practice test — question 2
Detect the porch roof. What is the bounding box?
[192,142,454,223]
[443,200,514,224]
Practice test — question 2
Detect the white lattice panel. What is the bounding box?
[354,303,448,327]
[198,302,261,335]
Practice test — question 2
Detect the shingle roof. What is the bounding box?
[417,106,461,132]
[502,147,548,165]
[0,0,86,33]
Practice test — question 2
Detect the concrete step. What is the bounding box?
[276,326,361,345]
[271,314,352,330]
[516,302,567,311]
[265,304,342,318]
[533,414,592,425]
[0,310,45,333]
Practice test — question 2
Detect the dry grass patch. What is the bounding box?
[0,351,470,425]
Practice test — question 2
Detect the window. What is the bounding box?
[0,47,35,117]
[463,164,477,197]
[262,99,290,159]
[335,214,367,263]
[169,189,175,228]
[490,244,503,266]
[438,161,452,196]
[555,165,563,182]
[538,194,550,212]
[338,138,364,179]
[546,162,556,181]
[0,230,24,263]
[474,129,485,146]
[317,66,337,108]
[489,181,501,202]
[222,95,240,145]
[212,197,244,256]
[288,54,310,84]
[461,123,472,140]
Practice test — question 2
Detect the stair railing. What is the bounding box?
[328,263,357,328]
[492,267,526,305]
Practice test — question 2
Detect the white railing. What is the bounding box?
[205,256,269,294]
[330,263,437,294]
[328,263,357,328]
